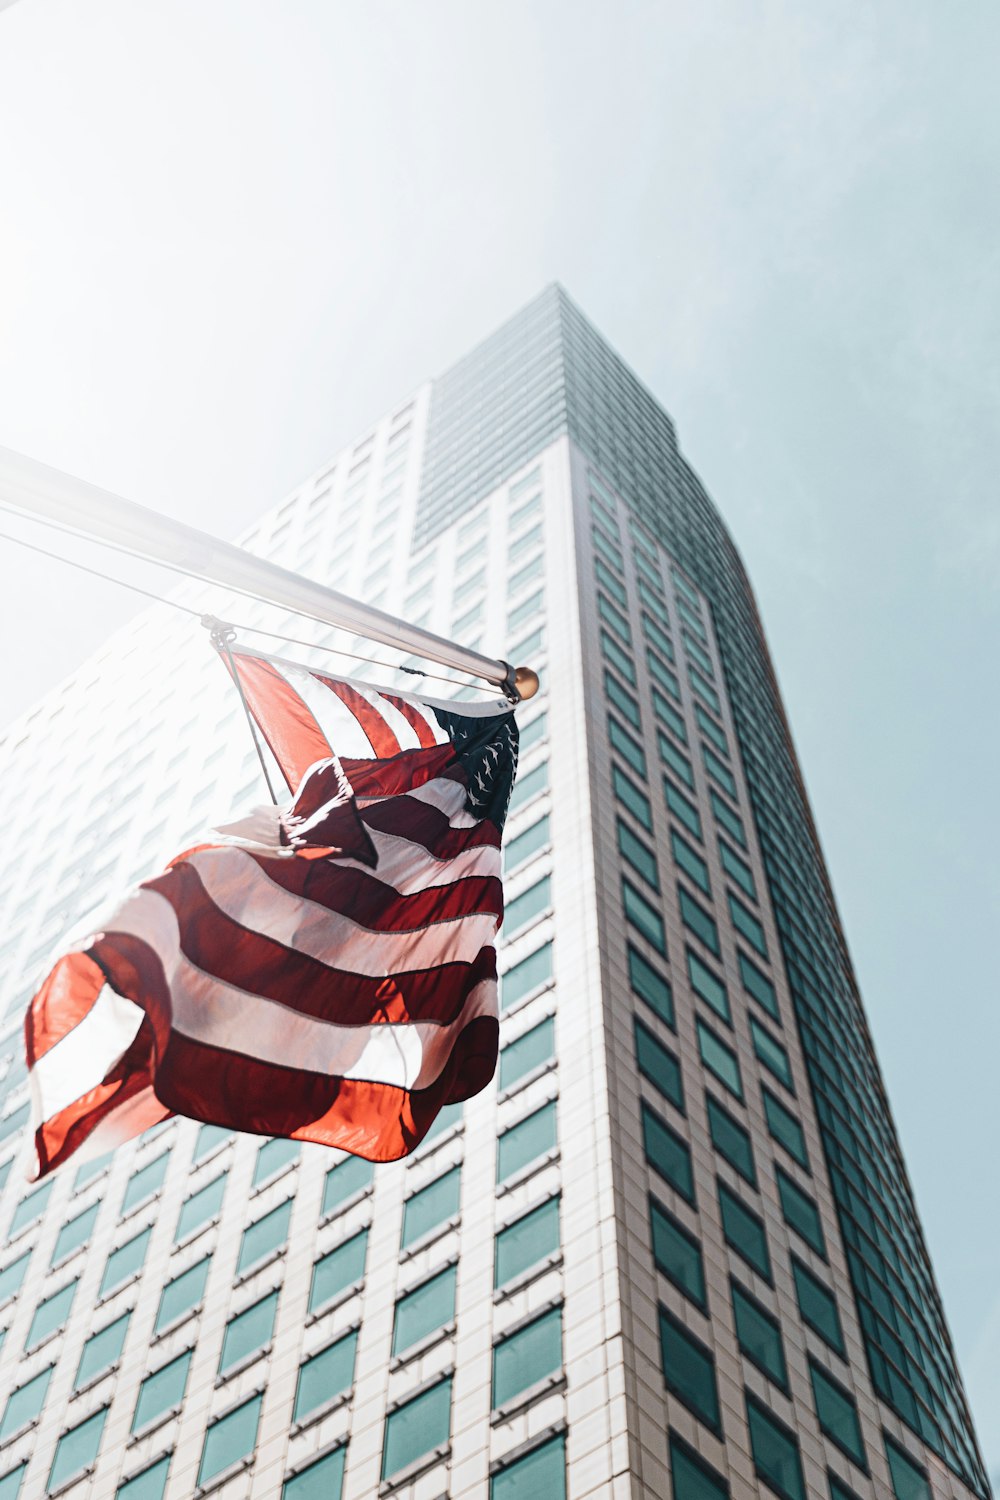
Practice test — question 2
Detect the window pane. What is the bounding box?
[508,761,547,815]
[309,1229,368,1315]
[711,791,745,847]
[393,1264,457,1355]
[719,839,756,898]
[628,945,673,1026]
[26,1279,77,1350]
[689,666,721,714]
[686,949,730,1021]
[652,688,687,744]
[518,710,547,753]
[501,943,552,1011]
[669,1434,729,1500]
[605,670,641,728]
[697,1021,742,1099]
[659,1306,721,1434]
[703,746,736,797]
[132,1351,192,1433]
[53,1201,100,1264]
[116,1454,171,1500]
[198,1393,263,1487]
[293,1330,358,1422]
[238,1198,293,1274]
[101,1227,152,1299]
[505,876,551,935]
[665,779,702,839]
[220,1290,279,1375]
[323,1155,373,1215]
[763,1090,809,1168]
[595,557,626,605]
[0,1466,26,1500]
[634,1019,684,1110]
[47,1407,107,1492]
[175,1173,226,1242]
[609,715,647,776]
[122,1153,169,1213]
[695,704,727,754]
[672,832,710,896]
[491,1433,565,1500]
[776,1168,825,1256]
[252,1137,300,1188]
[885,1436,932,1500]
[650,1198,705,1309]
[497,1101,557,1184]
[600,627,634,683]
[679,889,720,956]
[0,1252,30,1307]
[505,815,550,871]
[647,648,680,699]
[9,1180,53,1236]
[729,894,767,956]
[643,612,674,661]
[719,1183,771,1281]
[792,1259,844,1355]
[810,1361,865,1464]
[739,952,779,1018]
[618,819,659,890]
[282,1447,346,1500]
[495,1197,560,1288]
[493,1305,562,1409]
[641,1102,694,1203]
[422,1101,463,1144]
[613,767,652,830]
[746,1395,805,1500]
[659,733,693,790]
[751,1020,793,1090]
[500,1017,555,1092]
[75,1311,130,1388]
[155,1256,210,1334]
[0,1366,53,1442]
[401,1166,461,1247]
[623,878,666,954]
[382,1375,452,1479]
[733,1282,787,1389]
[706,1096,755,1185]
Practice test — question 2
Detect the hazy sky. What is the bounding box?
[1,0,997,1472]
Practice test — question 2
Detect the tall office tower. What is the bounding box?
[0,286,988,1500]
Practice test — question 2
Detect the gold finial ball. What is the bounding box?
[514,666,540,701]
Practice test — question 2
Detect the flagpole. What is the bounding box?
[0,446,538,701]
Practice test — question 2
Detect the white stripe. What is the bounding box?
[340,826,499,892]
[31,984,145,1123]
[356,685,421,751]
[359,774,479,829]
[273,660,373,760]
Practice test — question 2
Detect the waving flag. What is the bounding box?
[25,649,519,1179]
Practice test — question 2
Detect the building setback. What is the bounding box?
[0,286,988,1500]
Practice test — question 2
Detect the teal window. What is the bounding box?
[401,1165,461,1247]
[628,944,673,1026]
[652,688,687,744]
[595,557,626,606]
[122,1152,169,1213]
[309,1229,368,1315]
[193,1123,230,1160]
[647,649,681,700]
[776,1168,826,1257]
[732,1281,787,1390]
[618,819,659,890]
[500,1018,555,1094]
[53,1201,100,1264]
[679,889,720,957]
[746,1394,805,1500]
[252,1137,300,1188]
[497,1101,557,1183]
[729,894,767,957]
[491,1434,565,1500]
[0,1105,28,1144]
[605,671,641,728]
[323,1155,373,1215]
[751,1020,793,1090]
[591,490,618,532]
[810,1361,866,1467]
[703,747,736,797]
[719,840,756,898]
[132,1350,192,1432]
[175,1173,226,1242]
[719,1182,771,1281]
[101,1227,151,1298]
[0,1366,52,1441]
[508,760,547,814]
[75,1310,130,1388]
[884,1435,932,1500]
[650,1198,705,1309]
[695,704,727,754]
[601,629,636,685]
[505,876,551,935]
[697,1021,742,1099]
[684,632,714,676]
[609,716,647,777]
[592,524,624,572]
[706,1096,755,1185]
[155,1256,210,1333]
[495,1197,560,1288]
[672,569,700,607]
[638,577,670,625]
[382,1375,452,1479]
[671,831,710,894]
[792,1259,844,1355]
[519,710,547,752]
[47,1407,108,1492]
[689,666,721,714]
[505,815,549,872]
[711,790,746,847]
[116,1454,171,1500]
[26,1278,77,1350]
[677,597,707,639]
[659,733,693,788]
[0,1465,26,1500]
[669,1433,728,1500]
[686,949,730,1021]
[507,589,542,633]
[598,594,632,645]
[641,1102,694,1203]
[634,1019,684,1111]
[501,943,552,1010]
[282,1447,345,1500]
[763,1090,809,1169]
[613,766,652,830]
[493,1305,562,1409]
[393,1264,457,1355]
[455,566,486,605]
[829,1477,863,1500]
[642,612,674,661]
[658,1306,721,1435]
[197,1393,262,1487]
[238,1198,293,1274]
[739,952,779,1018]
[665,778,702,839]
[220,1290,279,1375]
[293,1330,358,1422]
[9,1180,53,1236]
[623,879,666,954]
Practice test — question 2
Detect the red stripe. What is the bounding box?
[26,950,107,1066]
[228,654,331,789]
[314,675,401,758]
[343,744,456,798]
[380,691,439,750]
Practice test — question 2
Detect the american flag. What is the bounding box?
[25,648,519,1179]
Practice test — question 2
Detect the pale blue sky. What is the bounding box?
[0,0,996,1472]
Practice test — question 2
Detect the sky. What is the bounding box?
[0,0,997,1474]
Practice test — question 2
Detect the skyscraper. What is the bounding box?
[0,286,988,1500]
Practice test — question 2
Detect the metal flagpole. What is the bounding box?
[0,445,539,702]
